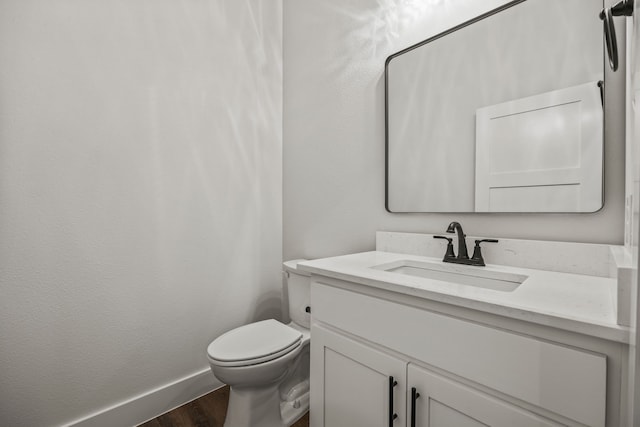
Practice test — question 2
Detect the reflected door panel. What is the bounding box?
[475,81,603,212]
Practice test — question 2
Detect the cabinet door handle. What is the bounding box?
[410,387,421,427]
[388,376,398,426]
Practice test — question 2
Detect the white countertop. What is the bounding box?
[299,251,629,343]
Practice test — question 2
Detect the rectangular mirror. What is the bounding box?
[385,0,604,213]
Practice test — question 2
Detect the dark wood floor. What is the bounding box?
[139,386,309,427]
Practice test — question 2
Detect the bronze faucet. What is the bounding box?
[433,221,498,266]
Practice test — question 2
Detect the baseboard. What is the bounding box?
[65,368,223,427]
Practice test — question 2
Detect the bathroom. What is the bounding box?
[0,0,638,426]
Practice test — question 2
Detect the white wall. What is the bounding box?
[0,1,282,426]
[283,0,627,260]
[625,3,640,424]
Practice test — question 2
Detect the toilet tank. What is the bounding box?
[283,259,311,329]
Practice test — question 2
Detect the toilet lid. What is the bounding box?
[207,319,302,364]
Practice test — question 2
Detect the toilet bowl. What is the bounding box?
[207,260,311,427]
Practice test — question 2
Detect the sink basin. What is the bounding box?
[372,259,527,292]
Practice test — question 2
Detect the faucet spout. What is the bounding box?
[446,221,469,260]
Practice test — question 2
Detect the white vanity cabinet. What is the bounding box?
[309,278,614,427]
[311,324,407,427]
[407,364,563,427]
[311,324,563,427]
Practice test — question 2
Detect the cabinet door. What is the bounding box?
[310,324,406,427]
[408,364,564,427]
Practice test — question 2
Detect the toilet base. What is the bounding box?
[280,389,309,426]
[224,382,310,427]
[224,384,283,427]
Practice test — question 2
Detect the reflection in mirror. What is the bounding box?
[385,0,604,213]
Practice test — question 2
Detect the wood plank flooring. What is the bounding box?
[139,386,309,427]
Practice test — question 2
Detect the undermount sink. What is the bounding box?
[372,259,528,292]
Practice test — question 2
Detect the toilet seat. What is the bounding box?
[207,319,302,367]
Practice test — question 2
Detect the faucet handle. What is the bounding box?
[476,239,498,244]
[433,235,455,261]
[471,239,498,266]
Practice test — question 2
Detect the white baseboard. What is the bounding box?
[65,368,223,427]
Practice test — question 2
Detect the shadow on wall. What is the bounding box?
[251,290,283,323]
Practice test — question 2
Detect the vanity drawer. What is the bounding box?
[311,281,606,427]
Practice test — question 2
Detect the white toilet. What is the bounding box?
[207,260,311,427]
